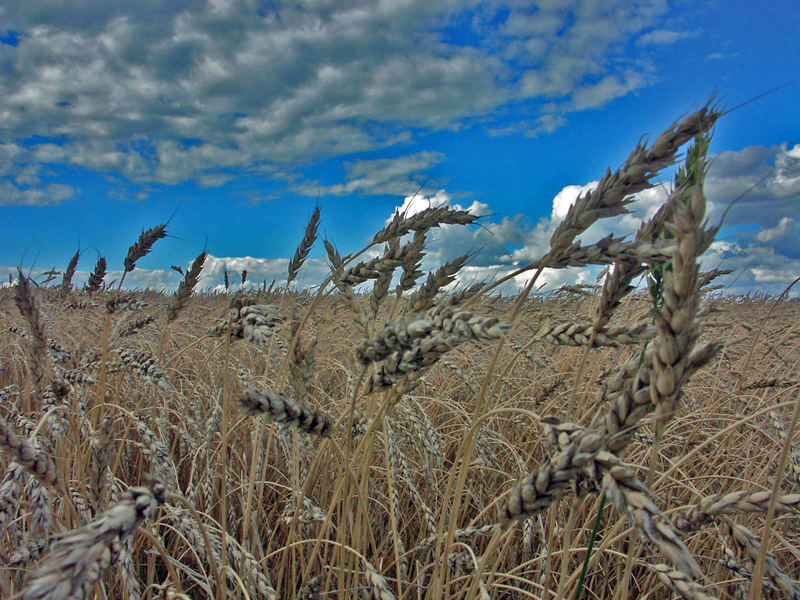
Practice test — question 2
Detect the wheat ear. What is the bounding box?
[14,269,48,402]
[288,205,321,284]
[674,490,800,533]
[118,223,167,289]
[239,388,335,436]
[124,224,167,273]
[652,564,717,600]
[0,415,61,491]
[86,256,107,293]
[22,483,166,600]
[372,204,478,245]
[59,249,79,298]
[167,251,207,322]
[726,519,800,600]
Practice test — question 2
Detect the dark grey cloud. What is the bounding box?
[706,143,800,230]
[701,240,800,296]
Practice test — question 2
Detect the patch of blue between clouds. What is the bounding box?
[1,30,21,46]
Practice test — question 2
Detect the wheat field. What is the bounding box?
[1,103,799,600]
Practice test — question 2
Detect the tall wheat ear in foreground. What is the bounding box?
[2,101,800,600]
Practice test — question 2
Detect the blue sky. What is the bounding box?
[1,0,798,294]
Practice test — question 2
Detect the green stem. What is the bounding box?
[573,492,606,600]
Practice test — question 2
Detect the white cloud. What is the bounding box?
[508,180,673,266]
[0,0,669,203]
[636,28,699,46]
[551,181,599,220]
[231,138,800,296]
[198,254,329,292]
[570,72,647,111]
[0,180,75,206]
[392,189,488,221]
[6,156,796,296]
[770,143,800,196]
[295,152,446,198]
[496,136,800,296]
[755,217,795,243]
[379,185,633,292]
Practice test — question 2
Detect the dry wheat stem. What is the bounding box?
[451,120,720,599]
[750,386,800,600]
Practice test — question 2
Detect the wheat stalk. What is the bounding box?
[123,224,167,274]
[537,322,655,347]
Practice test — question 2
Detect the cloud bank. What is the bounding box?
[3,139,796,296]
[1,0,674,204]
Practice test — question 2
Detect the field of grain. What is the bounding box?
[2,103,799,600]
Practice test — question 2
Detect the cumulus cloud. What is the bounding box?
[551,181,599,220]
[196,254,329,292]
[295,152,446,197]
[636,28,699,46]
[361,170,706,295]
[380,187,600,293]
[392,189,488,221]
[386,189,522,268]
[7,135,797,296]
[499,142,800,295]
[0,180,75,206]
[0,0,670,204]
[755,217,795,243]
[569,71,647,111]
[390,141,800,296]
